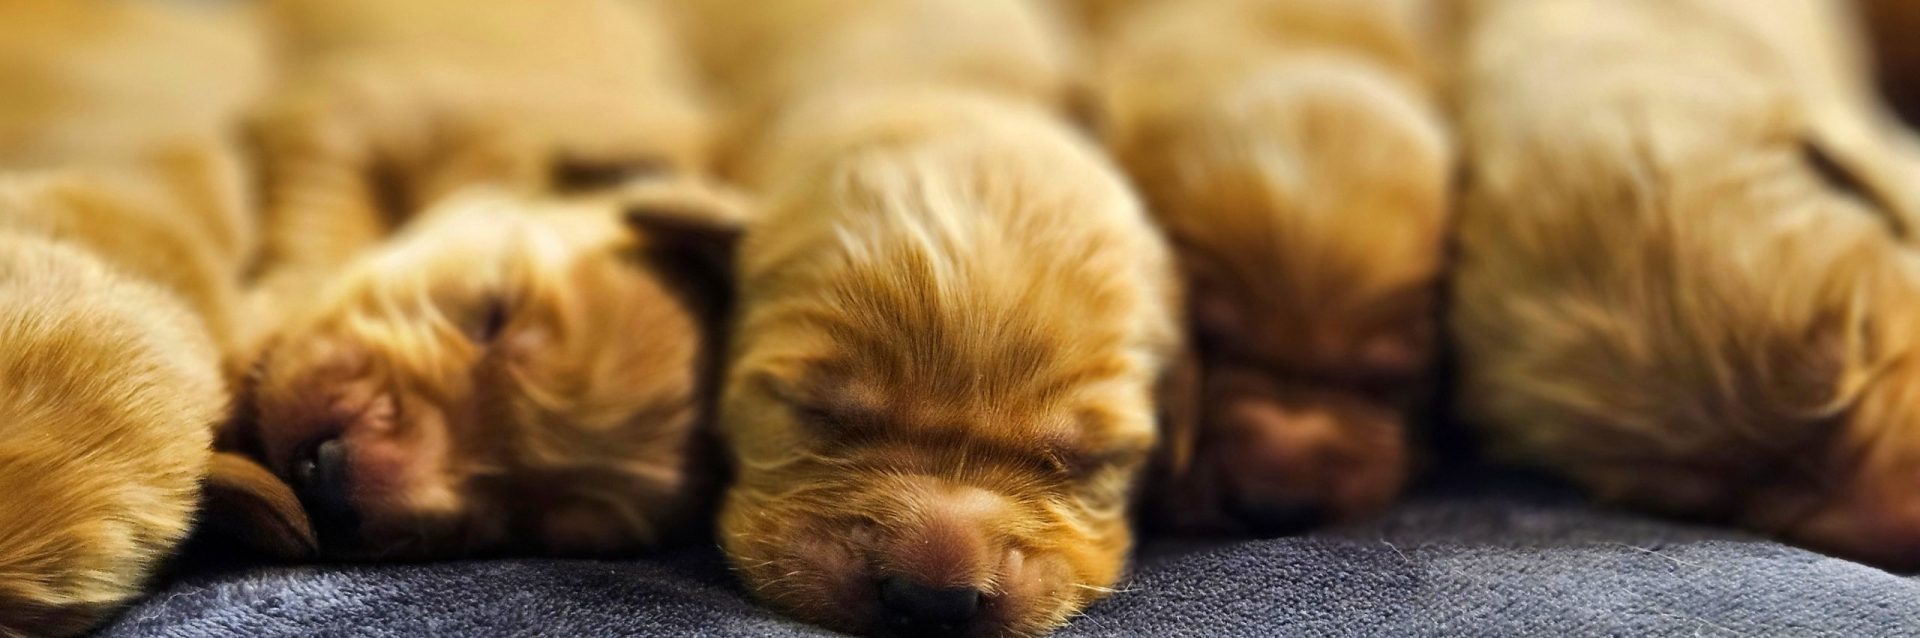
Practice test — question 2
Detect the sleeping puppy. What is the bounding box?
[718,88,1183,637]
[1453,0,1920,569]
[1092,0,1452,536]
[0,1,286,634]
[248,0,709,305]
[675,2,1168,634]
[663,0,1074,176]
[237,182,744,558]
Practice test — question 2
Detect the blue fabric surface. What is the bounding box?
[99,476,1920,637]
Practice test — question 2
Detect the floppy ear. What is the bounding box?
[619,179,752,279]
[199,452,317,559]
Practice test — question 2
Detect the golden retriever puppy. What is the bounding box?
[717,88,1183,637]
[236,181,743,558]
[0,1,282,634]
[1090,0,1451,536]
[662,0,1074,175]
[1453,0,1920,569]
[248,0,709,302]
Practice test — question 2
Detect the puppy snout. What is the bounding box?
[291,436,361,541]
[1203,390,1408,533]
[876,576,982,638]
[1227,495,1329,538]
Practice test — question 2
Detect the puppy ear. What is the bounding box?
[620,179,753,279]
[199,452,317,559]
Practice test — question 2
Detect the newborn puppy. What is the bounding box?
[0,1,282,634]
[719,89,1183,637]
[1093,0,1452,535]
[1453,0,1920,569]
[249,0,709,300]
[239,183,743,557]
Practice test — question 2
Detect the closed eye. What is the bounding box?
[472,296,510,343]
[1049,445,1149,482]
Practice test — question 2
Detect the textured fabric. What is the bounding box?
[100,474,1920,637]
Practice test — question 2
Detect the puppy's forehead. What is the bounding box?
[796,358,1113,449]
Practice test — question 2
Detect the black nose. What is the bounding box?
[877,577,981,638]
[291,437,360,542]
[1229,495,1329,538]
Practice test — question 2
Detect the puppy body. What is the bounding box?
[1454,0,1920,568]
[0,1,267,632]
[250,0,709,297]
[665,0,1074,175]
[720,88,1181,637]
[1093,0,1451,534]
[0,235,221,637]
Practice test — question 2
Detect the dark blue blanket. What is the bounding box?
[98,474,1920,637]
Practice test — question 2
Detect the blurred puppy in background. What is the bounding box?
[1452,0,1920,569]
[0,0,284,634]
[246,0,710,314]
[664,0,1075,176]
[679,1,1183,635]
[237,182,745,558]
[1091,0,1452,536]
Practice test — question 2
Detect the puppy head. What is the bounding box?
[1458,114,1920,569]
[717,358,1148,638]
[1123,64,1447,534]
[715,152,1160,636]
[242,184,740,558]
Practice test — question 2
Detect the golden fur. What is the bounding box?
[719,88,1182,637]
[664,0,1075,176]
[1452,0,1920,569]
[1091,0,1451,534]
[238,181,744,558]
[247,0,710,308]
[0,1,269,632]
[0,235,220,637]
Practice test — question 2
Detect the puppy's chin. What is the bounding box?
[1153,367,1410,537]
[720,476,1119,638]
